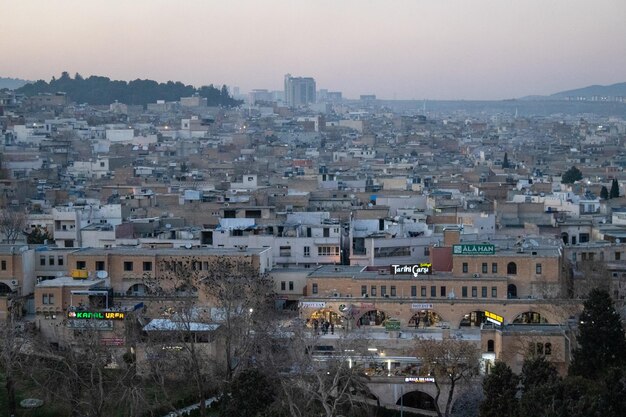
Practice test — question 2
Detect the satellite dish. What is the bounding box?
[184,243,192,249]
[617,239,621,244]
[96,270,108,279]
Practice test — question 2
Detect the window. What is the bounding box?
[318,246,340,256]
[369,286,375,296]
[616,252,622,261]
[492,287,497,298]
[42,294,49,304]
[440,286,446,297]
[536,343,544,355]
[472,286,477,297]
[462,262,468,273]
[123,261,133,272]
[95,261,105,271]
[323,228,330,237]
[431,286,436,297]
[279,246,292,257]
[424,247,430,256]
[40,256,46,266]
[381,286,387,297]
[48,294,54,304]
[76,261,86,270]
[480,286,486,298]
[535,263,542,274]
[281,281,286,291]
[461,286,468,297]
[361,285,367,296]
[487,340,495,352]
[303,246,310,257]
[48,257,54,266]
[143,262,152,272]
[411,286,417,297]
[312,283,318,294]
[482,263,488,274]
[421,286,427,297]
[492,263,498,273]
[390,286,396,297]
[289,281,294,291]
[58,256,64,266]
[545,343,552,355]
[507,262,517,275]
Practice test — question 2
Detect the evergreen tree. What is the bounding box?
[502,153,510,169]
[601,185,609,199]
[561,166,583,184]
[479,361,519,417]
[610,179,620,198]
[519,356,560,417]
[569,288,626,378]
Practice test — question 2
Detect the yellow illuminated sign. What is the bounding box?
[484,310,503,325]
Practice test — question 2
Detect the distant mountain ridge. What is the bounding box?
[550,82,626,99]
[0,77,31,90]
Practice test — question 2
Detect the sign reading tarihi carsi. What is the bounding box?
[391,263,433,277]
[453,244,496,255]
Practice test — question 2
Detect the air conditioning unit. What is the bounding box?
[332,292,341,297]
[362,293,369,298]
[10,280,18,286]
[472,273,480,278]
[346,294,352,298]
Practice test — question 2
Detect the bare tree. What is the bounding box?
[142,255,275,417]
[414,337,480,417]
[257,323,375,417]
[0,207,26,243]
[0,297,22,416]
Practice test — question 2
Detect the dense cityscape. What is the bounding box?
[1,71,626,417]
[2,1,626,417]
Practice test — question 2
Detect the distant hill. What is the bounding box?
[15,72,242,107]
[0,77,31,90]
[550,82,626,99]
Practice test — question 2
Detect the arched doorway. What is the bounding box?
[409,311,443,328]
[0,283,12,294]
[396,390,437,411]
[357,310,386,326]
[561,232,569,245]
[127,283,147,296]
[507,284,517,299]
[460,311,486,327]
[309,308,343,329]
[513,311,548,324]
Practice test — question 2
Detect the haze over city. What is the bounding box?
[2,0,625,100]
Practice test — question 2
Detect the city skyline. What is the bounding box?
[1,0,626,100]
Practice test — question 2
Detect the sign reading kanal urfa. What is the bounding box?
[391,263,433,277]
[452,244,496,255]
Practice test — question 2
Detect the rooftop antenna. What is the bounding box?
[423,99,426,115]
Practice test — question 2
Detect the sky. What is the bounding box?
[1,0,625,100]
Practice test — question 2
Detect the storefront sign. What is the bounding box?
[299,301,326,309]
[67,311,126,320]
[484,310,503,325]
[391,263,433,277]
[453,244,495,255]
[405,377,435,383]
[411,303,433,310]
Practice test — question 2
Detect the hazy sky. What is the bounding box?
[2,0,625,100]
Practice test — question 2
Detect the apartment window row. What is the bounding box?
[39,256,65,267]
[42,293,55,305]
[459,286,498,298]
[361,285,397,297]
[462,262,521,275]
[318,246,340,256]
[280,281,295,291]
[529,342,552,356]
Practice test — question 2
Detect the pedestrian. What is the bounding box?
[314,319,319,334]
[330,322,335,335]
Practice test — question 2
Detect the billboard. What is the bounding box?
[452,244,495,255]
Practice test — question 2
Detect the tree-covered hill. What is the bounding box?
[16,72,242,107]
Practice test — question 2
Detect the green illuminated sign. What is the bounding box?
[67,311,126,320]
[453,244,495,255]
[385,319,401,331]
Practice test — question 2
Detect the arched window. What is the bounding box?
[545,343,552,355]
[507,262,517,275]
[507,284,517,299]
[487,339,495,352]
